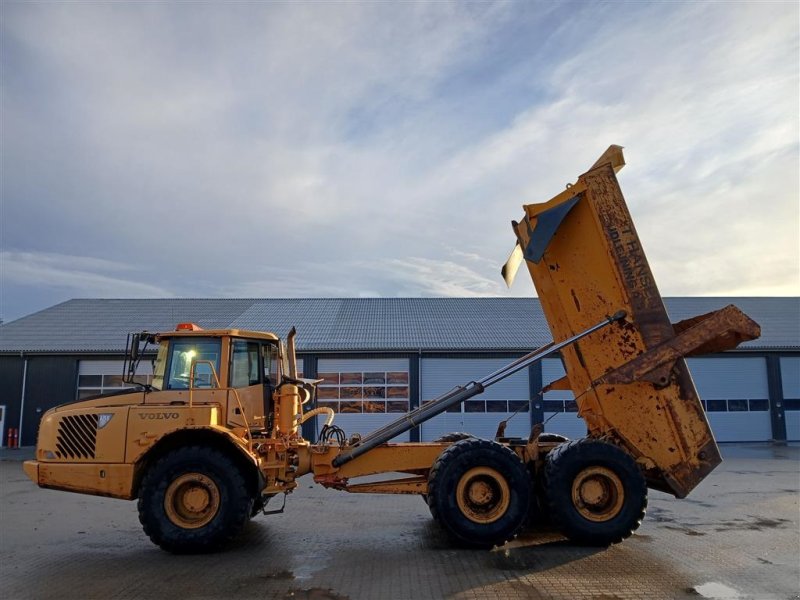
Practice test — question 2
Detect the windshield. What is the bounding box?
[166,338,221,389]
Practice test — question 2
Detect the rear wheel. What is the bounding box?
[544,438,646,545]
[138,446,253,553]
[427,438,530,547]
[435,432,475,443]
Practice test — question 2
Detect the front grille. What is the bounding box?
[55,414,99,460]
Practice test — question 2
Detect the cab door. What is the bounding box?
[228,340,269,430]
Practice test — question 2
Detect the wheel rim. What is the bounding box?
[455,466,511,524]
[571,466,625,522]
[164,473,221,529]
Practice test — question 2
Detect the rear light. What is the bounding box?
[175,323,203,331]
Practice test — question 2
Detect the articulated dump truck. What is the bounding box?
[24,147,760,553]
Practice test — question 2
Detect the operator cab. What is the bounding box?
[125,323,291,432]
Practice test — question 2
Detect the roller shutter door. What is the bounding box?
[542,357,773,442]
[687,357,771,442]
[77,360,153,399]
[541,358,588,440]
[316,358,410,442]
[419,358,530,441]
[781,357,800,441]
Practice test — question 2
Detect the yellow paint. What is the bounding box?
[514,147,723,497]
[27,461,136,499]
[274,384,300,436]
[312,443,447,480]
[125,405,225,463]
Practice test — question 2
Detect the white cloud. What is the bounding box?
[1,252,171,298]
[372,257,502,297]
[1,2,797,320]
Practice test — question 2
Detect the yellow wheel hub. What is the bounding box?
[164,473,220,529]
[456,466,511,524]
[571,466,625,522]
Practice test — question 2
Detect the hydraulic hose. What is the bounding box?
[298,407,335,428]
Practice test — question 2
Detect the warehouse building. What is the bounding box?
[0,297,797,447]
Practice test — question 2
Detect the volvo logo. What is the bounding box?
[138,412,180,420]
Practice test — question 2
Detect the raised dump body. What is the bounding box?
[503,146,760,497]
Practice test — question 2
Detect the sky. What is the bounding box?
[1,1,798,324]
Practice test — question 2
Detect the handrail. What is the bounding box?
[188,360,253,452]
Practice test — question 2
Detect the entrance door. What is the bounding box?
[0,406,6,447]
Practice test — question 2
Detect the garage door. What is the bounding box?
[419,358,530,441]
[316,358,410,442]
[687,357,771,442]
[542,357,773,443]
[78,360,153,399]
[781,357,800,441]
[542,358,588,440]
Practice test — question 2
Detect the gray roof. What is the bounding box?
[0,297,797,354]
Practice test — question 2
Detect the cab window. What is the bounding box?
[263,343,280,386]
[166,339,221,389]
[151,341,169,390]
[230,341,260,388]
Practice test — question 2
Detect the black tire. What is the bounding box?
[435,432,475,443]
[544,438,647,546]
[538,433,569,443]
[138,446,253,553]
[423,432,476,511]
[427,438,531,548]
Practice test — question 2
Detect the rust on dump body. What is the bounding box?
[510,146,760,498]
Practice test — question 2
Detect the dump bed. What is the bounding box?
[505,147,760,498]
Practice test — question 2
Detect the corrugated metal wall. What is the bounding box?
[4,347,796,446]
[419,358,530,441]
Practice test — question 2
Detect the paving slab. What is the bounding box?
[1,444,798,600]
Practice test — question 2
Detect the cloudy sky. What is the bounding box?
[1,1,798,323]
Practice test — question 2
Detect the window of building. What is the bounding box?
[316,370,409,413]
[700,399,770,412]
[424,399,529,414]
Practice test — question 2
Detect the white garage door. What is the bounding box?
[687,357,771,442]
[541,358,588,440]
[419,358,530,441]
[316,358,411,442]
[78,360,153,399]
[542,357,773,443]
[781,357,800,441]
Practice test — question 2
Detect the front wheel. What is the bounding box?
[544,438,647,545]
[427,438,530,548]
[138,446,253,553]
[423,432,476,512]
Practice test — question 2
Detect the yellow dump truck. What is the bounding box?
[24,147,760,553]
